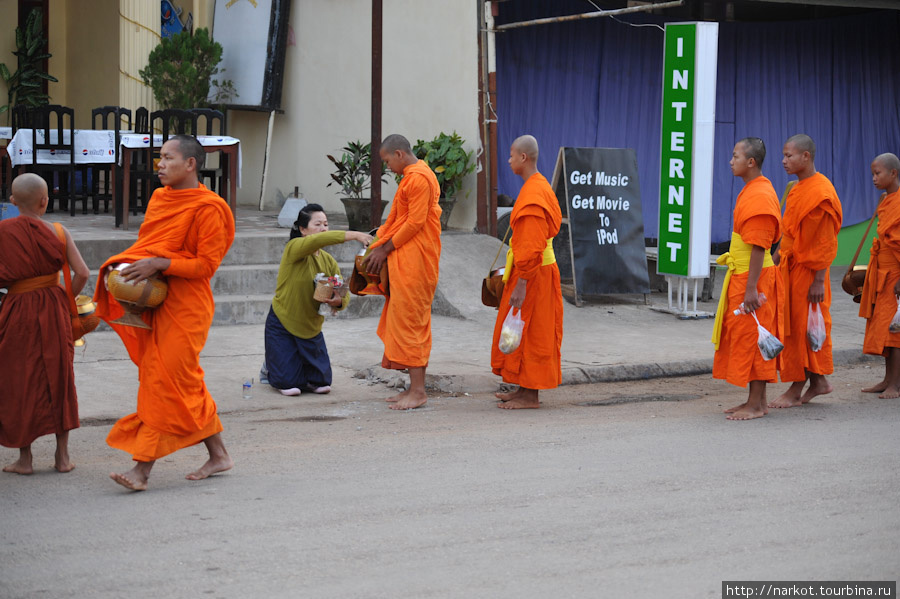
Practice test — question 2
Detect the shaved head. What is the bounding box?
[511,135,539,162]
[873,152,900,173]
[738,137,766,168]
[168,134,205,169]
[381,134,413,155]
[785,134,816,161]
[10,173,48,209]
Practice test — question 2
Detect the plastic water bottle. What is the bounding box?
[242,378,253,399]
[734,292,767,315]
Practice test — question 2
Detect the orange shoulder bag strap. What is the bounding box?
[846,192,885,276]
[52,222,79,319]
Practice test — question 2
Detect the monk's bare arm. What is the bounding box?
[743,245,765,312]
[808,269,827,303]
[364,239,394,274]
[62,226,90,295]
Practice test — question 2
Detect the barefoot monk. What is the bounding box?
[859,153,900,398]
[94,135,235,491]
[0,174,89,474]
[364,134,442,410]
[770,134,843,409]
[712,138,784,421]
[491,135,564,409]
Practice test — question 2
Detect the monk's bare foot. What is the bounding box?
[769,391,803,409]
[495,388,522,401]
[3,457,33,475]
[862,380,888,393]
[726,406,766,420]
[54,459,75,473]
[800,380,833,404]
[878,385,900,399]
[724,401,748,414]
[390,390,428,410]
[498,397,540,409]
[110,471,148,491]
[385,388,410,403]
[186,454,234,481]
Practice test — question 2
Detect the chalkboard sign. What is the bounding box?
[551,147,650,299]
[213,0,291,111]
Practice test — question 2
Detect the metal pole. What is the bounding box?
[493,1,684,31]
[370,0,383,231]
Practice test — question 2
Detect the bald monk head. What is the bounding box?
[158,134,204,189]
[380,133,417,175]
[508,135,539,180]
[872,152,900,194]
[10,173,49,214]
[731,138,765,182]
[783,133,817,180]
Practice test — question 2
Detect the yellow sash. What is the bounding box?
[502,239,555,283]
[711,231,774,349]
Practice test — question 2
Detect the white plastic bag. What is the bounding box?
[752,312,784,361]
[890,296,900,333]
[807,303,826,352]
[498,309,525,354]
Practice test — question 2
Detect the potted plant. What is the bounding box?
[139,27,236,111]
[0,7,57,121]
[327,140,389,231]
[412,132,476,230]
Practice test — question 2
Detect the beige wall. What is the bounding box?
[66,0,119,128]
[227,0,481,229]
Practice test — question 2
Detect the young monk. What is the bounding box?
[363,134,442,410]
[0,173,89,474]
[859,152,900,398]
[712,138,784,420]
[770,134,843,408]
[491,135,564,409]
[93,135,235,491]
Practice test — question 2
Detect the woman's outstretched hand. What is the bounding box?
[347,231,374,246]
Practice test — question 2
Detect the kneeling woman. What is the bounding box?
[265,204,373,396]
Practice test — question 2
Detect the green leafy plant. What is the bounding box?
[139,27,236,110]
[411,132,475,199]
[0,8,57,120]
[326,141,388,199]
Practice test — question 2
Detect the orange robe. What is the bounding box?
[859,190,900,355]
[0,217,79,448]
[491,173,564,389]
[372,159,442,369]
[779,172,843,382]
[713,176,784,387]
[93,184,235,462]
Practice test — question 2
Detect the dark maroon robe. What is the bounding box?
[0,216,79,448]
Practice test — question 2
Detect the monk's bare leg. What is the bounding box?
[878,348,900,399]
[54,432,75,473]
[390,367,428,410]
[186,433,234,480]
[769,380,806,408]
[801,371,833,403]
[3,446,34,475]
[110,460,154,491]
[498,387,540,409]
[727,381,767,420]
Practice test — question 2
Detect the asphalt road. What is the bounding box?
[1,363,898,599]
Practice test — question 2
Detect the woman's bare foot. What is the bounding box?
[3,449,33,475]
[389,390,427,410]
[878,385,900,399]
[862,380,888,393]
[186,454,234,481]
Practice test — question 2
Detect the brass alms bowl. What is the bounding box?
[106,264,168,329]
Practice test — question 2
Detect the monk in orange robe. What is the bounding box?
[712,138,784,420]
[770,134,843,408]
[93,135,235,491]
[491,135,563,409]
[0,173,89,474]
[364,134,442,410]
[859,153,900,398]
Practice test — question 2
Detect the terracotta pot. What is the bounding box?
[340,198,389,232]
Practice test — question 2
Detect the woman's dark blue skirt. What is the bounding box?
[264,307,332,390]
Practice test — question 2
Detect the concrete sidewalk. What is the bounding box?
[72,232,872,422]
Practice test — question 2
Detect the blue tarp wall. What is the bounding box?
[495,3,900,243]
